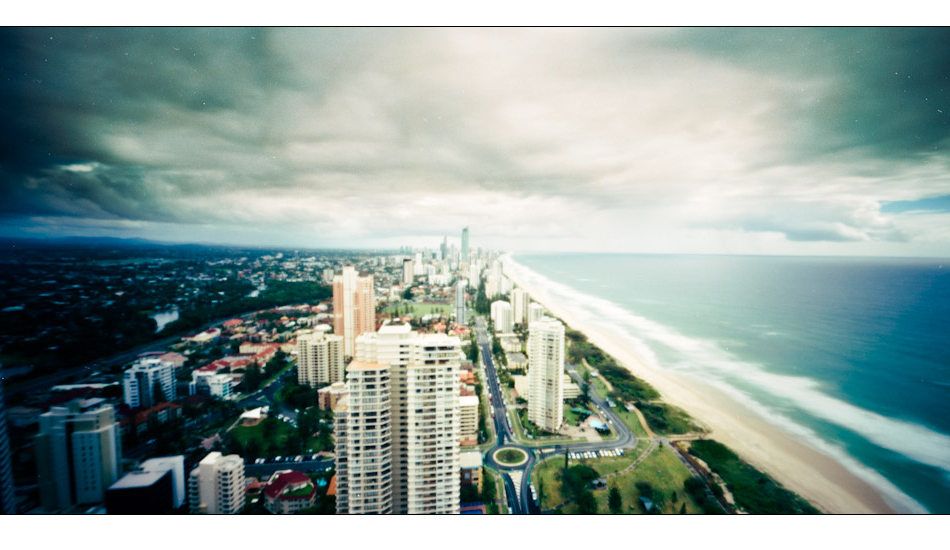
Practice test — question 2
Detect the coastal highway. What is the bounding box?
[475,315,638,514]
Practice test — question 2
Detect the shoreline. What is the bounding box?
[502,256,897,514]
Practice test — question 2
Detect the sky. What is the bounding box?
[1,27,949,256]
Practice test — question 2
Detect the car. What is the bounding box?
[295,455,303,462]
[275,456,282,462]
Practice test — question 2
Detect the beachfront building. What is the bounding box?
[188,451,245,514]
[341,324,462,514]
[35,398,122,511]
[333,361,393,514]
[296,325,345,387]
[455,279,468,326]
[333,266,376,357]
[123,357,175,409]
[528,317,566,432]
[511,288,528,325]
[491,300,513,334]
[528,303,545,324]
[0,370,16,514]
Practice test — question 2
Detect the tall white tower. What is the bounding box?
[528,317,565,432]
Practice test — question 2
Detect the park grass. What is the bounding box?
[613,408,650,439]
[496,448,527,465]
[559,445,702,514]
[562,403,584,426]
[230,417,322,456]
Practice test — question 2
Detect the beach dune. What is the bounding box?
[502,255,896,514]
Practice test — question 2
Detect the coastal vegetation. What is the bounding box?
[687,439,819,514]
[565,327,702,435]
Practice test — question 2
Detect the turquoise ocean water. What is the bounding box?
[508,253,950,513]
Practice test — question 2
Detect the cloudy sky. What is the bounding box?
[1,27,949,255]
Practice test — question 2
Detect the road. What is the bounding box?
[474,315,638,514]
[6,311,260,397]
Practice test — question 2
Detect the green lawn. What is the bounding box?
[563,404,586,426]
[495,448,527,465]
[230,417,324,456]
[613,408,650,439]
[536,442,703,514]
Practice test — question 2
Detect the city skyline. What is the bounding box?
[1,28,949,256]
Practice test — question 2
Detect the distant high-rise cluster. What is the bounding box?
[528,317,565,432]
[0,367,16,514]
[333,266,376,357]
[335,324,462,514]
[296,325,345,387]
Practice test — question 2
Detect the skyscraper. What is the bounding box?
[440,236,448,262]
[123,357,175,409]
[511,288,528,326]
[187,451,245,514]
[528,302,545,324]
[461,226,469,263]
[333,360,393,514]
[490,300,513,334]
[0,366,16,514]
[402,258,414,285]
[336,325,462,514]
[333,266,376,357]
[528,317,565,432]
[455,279,468,326]
[297,325,345,387]
[35,398,122,510]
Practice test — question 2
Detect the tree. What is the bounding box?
[403,286,413,300]
[680,502,686,514]
[608,487,623,514]
[480,469,496,503]
[575,489,598,514]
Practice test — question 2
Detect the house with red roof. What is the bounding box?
[264,470,317,514]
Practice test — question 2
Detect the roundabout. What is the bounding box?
[492,447,529,468]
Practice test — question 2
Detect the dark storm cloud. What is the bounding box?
[661,28,950,160]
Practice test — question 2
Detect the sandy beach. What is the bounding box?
[503,258,896,514]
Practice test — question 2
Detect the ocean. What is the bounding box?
[508,253,950,513]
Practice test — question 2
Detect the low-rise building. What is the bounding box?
[459,451,483,492]
[105,455,185,514]
[317,381,347,411]
[263,470,317,514]
[459,395,479,446]
[507,352,528,371]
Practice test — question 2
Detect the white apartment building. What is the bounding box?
[490,300,513,334]
[191,371,233,399]
[188,451,245,514]
[403,258,414,285]
[455,279,467,326]
[528,302,545,324]
[333,361,393,514]
[123,357,175,409]
[459,394,479,445]
[344,324,462,514]
[511,288,528,325]
[35,398,122,510]
[528,317,566,432]
[296,325,345,387]
[333,266,376,357]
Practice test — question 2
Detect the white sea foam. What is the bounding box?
[504,254,941,513]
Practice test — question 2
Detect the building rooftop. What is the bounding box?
[264,470,314,501]
[109,470,168,490]
[460,450,483,469]
[346,361,389,372]
[460,395,480,407]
